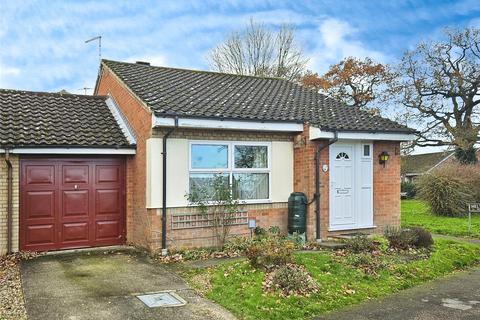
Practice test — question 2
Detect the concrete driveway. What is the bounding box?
[20,249,235,320]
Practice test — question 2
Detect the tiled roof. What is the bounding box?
[102,59,414,133]
[401,151,454,175]
[0,89,134,148]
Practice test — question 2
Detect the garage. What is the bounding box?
[1,89,136,254]
[20,157,126,251]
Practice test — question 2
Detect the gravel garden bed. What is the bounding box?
[0,252,39,320]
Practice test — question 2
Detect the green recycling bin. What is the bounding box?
[288,192,307,234]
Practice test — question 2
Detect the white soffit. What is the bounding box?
[152,115,303,132]
[309,126,415,141]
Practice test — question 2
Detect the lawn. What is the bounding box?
[401,200,480,238]
[183,239,480,320]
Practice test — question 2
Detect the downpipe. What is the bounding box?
[314,132,338,242]
[161,117,178,256]
[4,148,13,254]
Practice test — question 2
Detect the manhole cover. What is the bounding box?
[137,291,187,308]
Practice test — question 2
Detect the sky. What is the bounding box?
[1,0,479,153]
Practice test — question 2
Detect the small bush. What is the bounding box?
[410,227,434,249]
[245,237,294,269]
[253,226,267,238]
[264,264,319,296]
[253,226,282,240]
[371,235,389,253]
[384,226,418,250]
[222,236,253,253]
[418,163,479,216]
[268,226,281,236]
[401,181,417,199]
[345,253,386,277]
[345,234,376,253]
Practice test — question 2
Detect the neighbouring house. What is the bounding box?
[0,89,136,255]
[401,149,480,182]
[1,59,415,255]
[401,151,454,182]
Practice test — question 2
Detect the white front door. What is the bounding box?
[329,141,373,231]
[330,144,355,227]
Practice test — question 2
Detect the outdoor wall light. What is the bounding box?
[379,151,390,167]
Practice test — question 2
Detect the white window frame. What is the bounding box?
[188,140,272,204]
[361,142,373,159]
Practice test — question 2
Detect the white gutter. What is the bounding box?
[152,115,303,132]
[0,148,136,155]
[309,126,415,141]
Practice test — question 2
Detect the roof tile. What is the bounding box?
[103,59,413,133]
[0,89,134,148]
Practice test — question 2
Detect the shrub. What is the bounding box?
[345,234,376,253]
[345,253,386,277]
[401,181,417,199]
[384,226,418,250]
[410,227,434,249]
[371,235,389,253]
[264,264,319,296]
[418,163,479,216]
[222,236,253,253]
[253,226,267,238]
[245,237,294,269]
[253,226,282,240]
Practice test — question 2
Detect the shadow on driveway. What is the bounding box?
[21,250,235,320]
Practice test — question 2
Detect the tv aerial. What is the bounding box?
[85,35,102,63]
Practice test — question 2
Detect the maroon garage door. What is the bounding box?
[20,158,126,252]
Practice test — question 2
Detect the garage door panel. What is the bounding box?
[25,165,55,185]
[62,190,89,216]
[62,222,89,242]
[96,189,120,214]
[95,220,120,240]
[21,158,125,252]
[25,224,55,245]
[62,165,89,184]
[25,191,55,219]
[96,165,120,184]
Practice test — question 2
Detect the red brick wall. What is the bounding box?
[373,141,401,231]
[96,67,155,249]
[163,204,288,249]
[293,124,330,240]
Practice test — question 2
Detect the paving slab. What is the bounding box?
[21,250,235,320]
[317,267,480,320]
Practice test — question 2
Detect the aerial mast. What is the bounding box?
[85,35,102,63]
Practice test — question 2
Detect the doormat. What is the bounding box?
[137,291,187,308]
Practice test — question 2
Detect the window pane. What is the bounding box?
[363,145,370,157]
[191,144,228,169]
[189,173,229,201]
[234,145,268,168]
[233,173,269,200]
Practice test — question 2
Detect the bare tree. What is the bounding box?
[393,28,480,164]
[208,19,308,80]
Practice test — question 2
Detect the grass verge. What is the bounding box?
[401,200,480,238]
[183,239,480,320]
